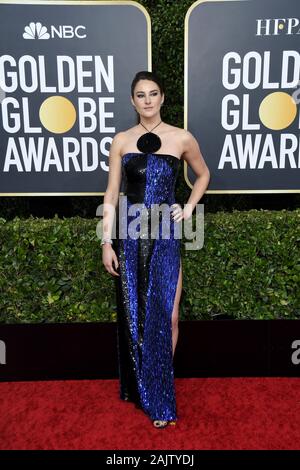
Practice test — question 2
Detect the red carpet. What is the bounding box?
[0,377,299,450]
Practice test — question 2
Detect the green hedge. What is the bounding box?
[0,209,299,323]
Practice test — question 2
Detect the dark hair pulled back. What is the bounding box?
[131,71,165,98]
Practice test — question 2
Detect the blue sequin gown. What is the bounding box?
[113,152,181,422]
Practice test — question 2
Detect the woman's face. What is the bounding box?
[131,79,164,119]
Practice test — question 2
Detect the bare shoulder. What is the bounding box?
[164,123,184,135]
[107,132,123,162]
[111,130,127,145]
[163,124,186,144]
[110,130,130,155]
[180,129,196,146]
[167,126,196,152]
[166,125,191,141]
[114,126,140,142]
[110,126,141,157]
[177,129,210,177]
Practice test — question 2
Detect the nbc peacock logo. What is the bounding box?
[22,22,87,39]
[23,22,50,40]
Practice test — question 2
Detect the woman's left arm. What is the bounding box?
[180,130,210,220]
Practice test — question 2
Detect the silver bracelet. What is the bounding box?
[101,237,113,245]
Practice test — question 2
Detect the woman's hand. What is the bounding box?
[171,203,193,222]
[102,244,120,276]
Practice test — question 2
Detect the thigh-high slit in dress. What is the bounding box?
[113,151,181,422]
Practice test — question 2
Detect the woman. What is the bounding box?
[102,71,210,428]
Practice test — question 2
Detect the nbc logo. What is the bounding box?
[23,22,87,39]
[23,22,50,39]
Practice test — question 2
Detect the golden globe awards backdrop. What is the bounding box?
[185,0,300,193]
[0,0,150,195]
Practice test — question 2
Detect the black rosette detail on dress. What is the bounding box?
[137,132,161,153]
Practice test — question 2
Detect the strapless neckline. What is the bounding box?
[121,152,181,162]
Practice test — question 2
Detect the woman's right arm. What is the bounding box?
[102,132,124,277]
